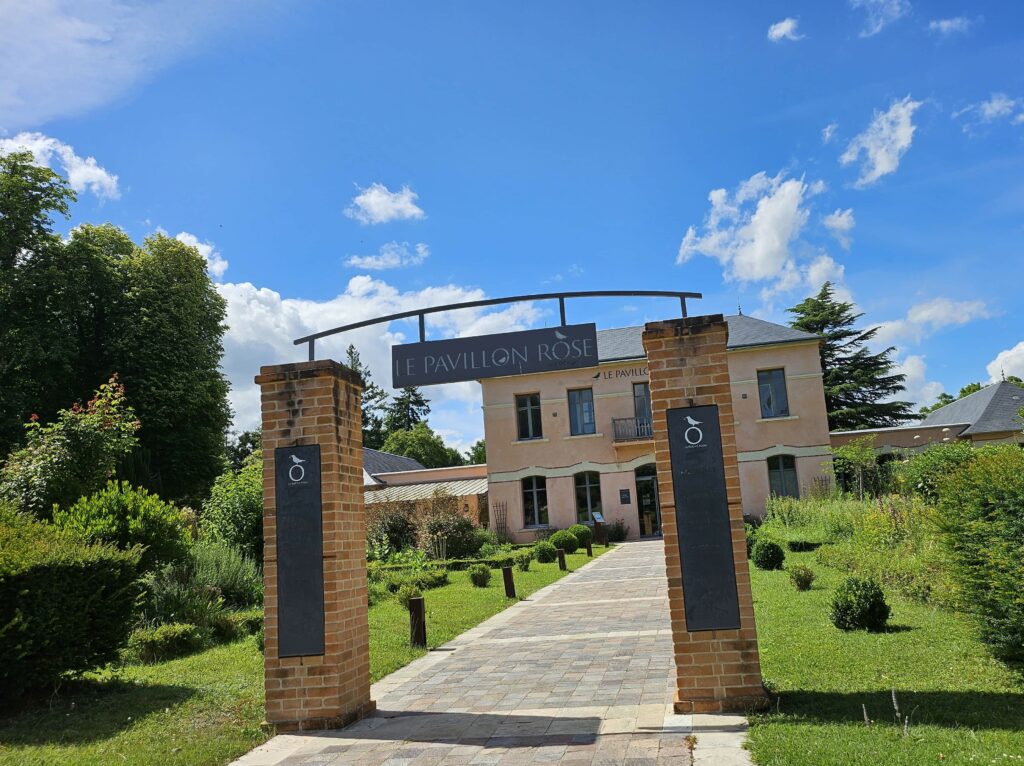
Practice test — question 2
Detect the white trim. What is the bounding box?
[489,453,656,483]
[732,371,823,386]
[737,444,832,463]
[565,432,604,440]
[756,415,800,423]
[510,437,549,446]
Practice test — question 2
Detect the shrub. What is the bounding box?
[0,509,142,699]
[473,527,500,552]
[396,583,423,609]
[548,530,579,554]
[515,550,532,572]
[745,523,757,558]
[200,456,263,565]
[468,563,492,587]
[367,501,418,553]
[53,481,190,572]
[368,581,388,607]
[935,446,1024,662]
[534,541,558,563]
[420,507,479,559]
[752,539,785,571]
[0,376,140,519]
[140,562,229,638]
[188,539,262,608]
[607,519,629,543]
[568,523,593,548]
[829,576,890,631]
[124,623,205,664]
[383,568,449,593]
[897,441,976,501]
[788,565,816,591]
[225,607,263,637]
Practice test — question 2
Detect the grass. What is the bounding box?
[748,551,1024,766]
[0,546,609,766]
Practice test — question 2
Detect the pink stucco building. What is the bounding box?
[481,315,833,541]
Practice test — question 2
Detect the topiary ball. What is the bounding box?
[396,583,423,608]
[788,564,816,591]
[514,551,532,572]
[468,563,492,587]
[534,541,558,563]
[829,576,890,631]
[567,523,593,548]
[752,539,785,571]
[548,530,579,554]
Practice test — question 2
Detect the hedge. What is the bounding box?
[0,509,142,700]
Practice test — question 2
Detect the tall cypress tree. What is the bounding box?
[788,282,917,430]
[384,387,431,433]
[344,344,389,449]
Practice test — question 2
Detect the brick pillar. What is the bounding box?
[255,360,375,731]
[642,315,768,714]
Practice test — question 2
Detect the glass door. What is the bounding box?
[634,464,661,537]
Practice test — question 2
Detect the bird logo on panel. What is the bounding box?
[288,454,307,483]
[684,417,704,446]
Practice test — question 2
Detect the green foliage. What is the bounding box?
[0,509,142,699]
[548,529,579,554]
[382,568,449,593]
[465,439,486,464]
[745,523,757,558]
[124,623,206,664]
[534,540,558,563]
[383,386,430,433]
[52,480,190,572]
[788,281,916,429]
[761,494,861,547]
[468,563,492,587]
[0,376,139,519]
[567,523,593,547]
[382,421,461,468]
[345,345,390,450]
[752,539,786,570]
[828,576,890,631]
[200,455,263,565]
[140,561,230,638]
[830,434,890,498]
[420,496,480,559]
[367,501,419,553]
[895,441,975,501]
[606,518,630,542]
[187,539,262,609]
[515,550,532,571]
[935,446,1024,662]
[472,527,500,554]
[395,584,423,609]
[225,429,261,472]
[788,564,816,591]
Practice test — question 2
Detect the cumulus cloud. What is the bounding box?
[217,275,544,431]
[823,208,855,250]
[840,96,923,187]
[0,132,119,199]
[873,297,992,347]
[175,231,229,278]
[850,0,911,37]
[987,342,1024,383]
[822,123,838,144]
[344,183,425,225]
[767,18,804,42]
[345,241,430,270]
[893,354,944,408]
[928,16,976,37]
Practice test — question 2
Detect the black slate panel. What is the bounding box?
[666,405,741,632]
[275,444,325,657]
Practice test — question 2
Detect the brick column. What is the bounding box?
[642,315,768,714]
[255,360,375,731]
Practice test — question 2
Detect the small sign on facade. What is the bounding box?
[619,488,631,504]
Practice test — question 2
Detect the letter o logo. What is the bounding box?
[493,348,510,366]
[684,425,703,445]
[289,464,305,483]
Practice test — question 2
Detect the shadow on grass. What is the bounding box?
[0,677,195,747]
[764,690,1024,731]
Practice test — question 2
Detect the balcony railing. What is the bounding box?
[612,416,653,442]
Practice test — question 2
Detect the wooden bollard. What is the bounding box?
[585,541,593,557]
[502,566,516,599]
[557,548,567,571]
[409,596,427,647]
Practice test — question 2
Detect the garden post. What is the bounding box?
[408,596,427,647]
[502,566,516,598]
[557,548,567,570]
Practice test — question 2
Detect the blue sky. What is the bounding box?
[2,1,1023,450]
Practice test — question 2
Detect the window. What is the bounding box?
[767,455,799,498]
[574,471,602,524]
[568,388,596,435]
[516,394,543,440]
[757,368,790,418]
[522,476,548,527]
[633,382,652,437]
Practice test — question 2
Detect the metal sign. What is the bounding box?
[392,323,599,388]
[666,405,741,632]
[275,444,325,657]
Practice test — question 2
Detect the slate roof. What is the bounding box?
[363,447,426,476]
[596,314,819,362]
[918,381,1024,436]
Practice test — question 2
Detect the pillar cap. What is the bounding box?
[254,359,364,388]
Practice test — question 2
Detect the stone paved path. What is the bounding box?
[233,541,752,765]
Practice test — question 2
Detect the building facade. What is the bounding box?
[482,315,833,542]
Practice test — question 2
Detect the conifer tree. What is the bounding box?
[384,387,430,433]
[344,344,389,449]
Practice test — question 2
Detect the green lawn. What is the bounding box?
[0,547,608,766]
[748,551,1024,766]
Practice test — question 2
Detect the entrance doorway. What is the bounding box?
[635,463,661,538]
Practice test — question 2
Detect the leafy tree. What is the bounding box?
[382,422,462,468]
[0,376,140,518]
[919,392,955,414]
[201,453,264,565]
[226,429,262,471]
[788,282,916,430]
[830,434,880,500]
[384,387,430,433]
[444,446,466,467]
[344,344,389,449]
[465,439,486,464]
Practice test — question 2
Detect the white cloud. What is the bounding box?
[840,96,923,187]
[979,93,1018,121]
[893,354,944,408]
[344,241,430,271]
[0,131,119,199]
[873,297,992,347]
[175,231,228,278]
[823,208,856,250]
[344,183,425,225]
[928,16,975,37]
[987,342,1024,383]
[0,1,271,130]
[767,18,804,42]
[850,0,911,37]
[822,122,838,144]
[217,275,544,432]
